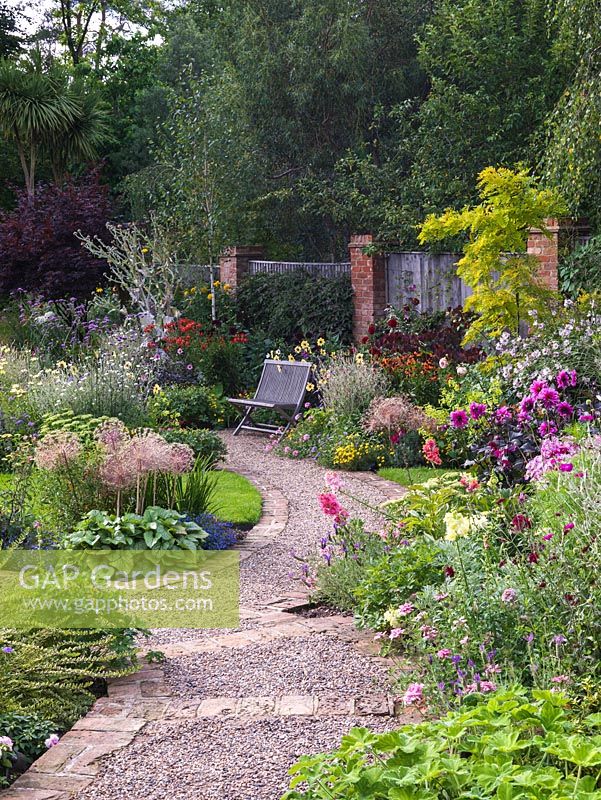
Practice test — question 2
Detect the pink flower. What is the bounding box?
[501,588,517,603]
[542,532,553,541]
[469,402,487,420]
[495,406,513,424]
[436,648,452,659]
[45,734,60,748]
[420,624,438,641]
[398,602,414,616]
[479,681,497,693]
[302,434,310,442]
[449,409,469,429]
[423,438,442,466]
[389,628,405,639]
[539,387,560,409]
[318,493,348,523]
[0,736,13,750]
[538,421,558,437]
[402,683,424,706]
[530,379,546,398]
[551,675,570,684]
[579,413,594,422]
[559,462,573,472]
[325,472,344,491]
[563,522,574,532]
[556,401,574,419]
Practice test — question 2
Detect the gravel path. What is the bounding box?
[71,432,398,800]
[75,716,399,800]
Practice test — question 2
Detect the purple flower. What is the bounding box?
[539,387,560,409]
[520,396,535,414]
[530,379,546,398]
[556,370,571,389]
[556,401,574,419]
[579,413,594,422]
[495,406,512,424]
[559,462,573,472]
[469,402,487,420]
[538,421,558,437]
[1,646,13,654]
[564,521,575,532]
[45,734,60,749]
[450,409,469,429]
[552,634,567,645]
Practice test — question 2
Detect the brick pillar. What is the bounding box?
[349,234,387,342]
[219,245,264,289]
[527,218,590,292]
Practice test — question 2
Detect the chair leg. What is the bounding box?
[234,406,253,435]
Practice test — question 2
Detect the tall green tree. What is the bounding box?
[542,0,601,223]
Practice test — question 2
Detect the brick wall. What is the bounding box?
[219,245,264,289]
[527,218,590,292]
[348,234,387,342]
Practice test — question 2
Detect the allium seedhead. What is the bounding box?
[364,395,438,434]
[95,419,128,453]
[167,443,195,474]
[34,431,82,470]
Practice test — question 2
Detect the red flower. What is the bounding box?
[368,323,376,335]
[387,317,398,328]
[443,566,455,578]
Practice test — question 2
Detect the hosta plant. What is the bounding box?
[65,507,208,550]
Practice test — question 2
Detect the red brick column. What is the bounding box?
[349,234,387,342]
[527,218,589,292]
[219,246,264,289]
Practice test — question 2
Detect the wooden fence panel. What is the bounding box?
[386,252,471,312]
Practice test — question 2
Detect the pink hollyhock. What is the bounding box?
[325,472,344,491]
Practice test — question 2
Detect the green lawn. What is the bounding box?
[0,468,263,529]
[211,469,262,527]
[377,466,459,487]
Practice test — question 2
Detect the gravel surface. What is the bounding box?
[223,431,389,608]
[71,433,397,800]
[165,634,391,698]
[74,715,398,800]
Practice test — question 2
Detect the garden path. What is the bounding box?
[4,433,411,800]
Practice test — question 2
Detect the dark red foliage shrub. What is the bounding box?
[0,171,111,298]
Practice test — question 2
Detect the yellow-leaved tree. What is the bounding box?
[418,166,567,343]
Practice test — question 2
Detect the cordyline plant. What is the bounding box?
[419,166,567,344]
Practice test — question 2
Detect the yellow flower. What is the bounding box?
[207,293,213,300]
[300,340,310,350]
[306,382,315,392]
[288,354,295,363]
[95,286,103,293]
[355,353,364,364]
[320,349,326,356]
[152,384,162,395]
[223,283,231,292]
[190,286,197,293]
[184,289,190,297]
[294,346,302,354]
[141,247,149,254]
[200,286,209,295]
[214,280,220,287]
[444,511,471,542]
[317,337,325,347]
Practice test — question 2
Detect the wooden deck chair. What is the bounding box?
[228,359,312,436]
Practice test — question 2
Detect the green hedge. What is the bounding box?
[235,270,353,343]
